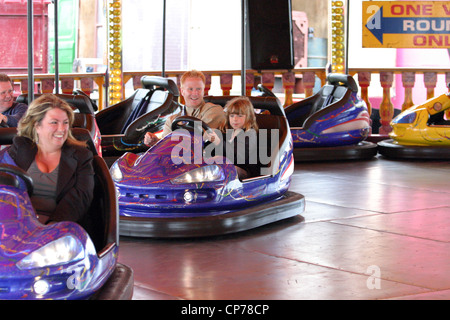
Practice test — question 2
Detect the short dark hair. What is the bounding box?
[0,73,13,86]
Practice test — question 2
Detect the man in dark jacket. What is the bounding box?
[0,73,27,127]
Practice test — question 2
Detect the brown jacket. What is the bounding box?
[162,101,226,137]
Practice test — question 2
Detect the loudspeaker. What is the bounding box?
[246,0,294,71]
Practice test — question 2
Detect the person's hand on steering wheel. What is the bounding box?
[144,131,158,146]
[204,130,220,146]
[171,115,213,136]
[0,114,9,127]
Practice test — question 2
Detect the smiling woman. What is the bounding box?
[0,94,95,225]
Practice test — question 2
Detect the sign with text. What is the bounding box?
[363,1,450,48]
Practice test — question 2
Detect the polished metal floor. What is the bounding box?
[118,155,450,300]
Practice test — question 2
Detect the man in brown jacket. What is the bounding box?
[144,70,226,145]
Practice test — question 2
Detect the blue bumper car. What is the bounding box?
[111,96,305,238]
[284,73,377,161]
[0,129,133,300]
[96,76,181,166]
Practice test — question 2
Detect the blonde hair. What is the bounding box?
[18,94,86,147]
[222,96,258,132]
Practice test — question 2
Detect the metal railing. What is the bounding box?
[10,67,450,134]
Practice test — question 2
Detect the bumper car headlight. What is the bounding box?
[17,235,85,270]
[110,162,123,182]
[171,165,224,184]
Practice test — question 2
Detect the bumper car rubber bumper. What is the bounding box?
[293,141,378,162]
[378,139,450,159]
[90,263,134,300]
[119,191,305,238]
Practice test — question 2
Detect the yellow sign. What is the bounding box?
[363,1,450,48]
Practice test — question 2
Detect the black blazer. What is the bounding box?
[7,136,94,223]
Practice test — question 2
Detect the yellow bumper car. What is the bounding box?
[378,88,450,159]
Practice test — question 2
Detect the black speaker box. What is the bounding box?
[246,0,294,70]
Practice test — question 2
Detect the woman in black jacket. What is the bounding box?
[0,94,94,224]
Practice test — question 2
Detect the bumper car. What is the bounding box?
[111,95,305,238]
[96,76,181,166]
[15,92,102,156]
[284,73,377,161]
[378,86,450,159]
[0,128,133,300]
